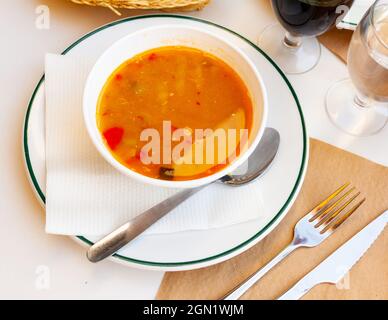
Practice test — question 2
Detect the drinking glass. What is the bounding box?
[326,0,388,136]
[259,0,355,74]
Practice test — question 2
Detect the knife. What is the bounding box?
[278,210,388,300]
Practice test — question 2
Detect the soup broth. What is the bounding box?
[97,46,253,181]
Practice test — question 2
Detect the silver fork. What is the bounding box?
[223,183,366,300]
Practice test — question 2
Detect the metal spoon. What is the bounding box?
[87,128,280,263]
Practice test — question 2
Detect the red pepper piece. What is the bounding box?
[103,127,124,150]
[148,53,157,61]
[171,125,178,132]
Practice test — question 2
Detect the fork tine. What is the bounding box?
[321,198,366,234]
[329,198,366,230]
[309,183,350,222]
[315,191,361,228]
[312,187,355,223]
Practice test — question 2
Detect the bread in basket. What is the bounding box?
[69,0,211,14]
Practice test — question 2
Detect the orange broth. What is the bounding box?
[97,46,253,181]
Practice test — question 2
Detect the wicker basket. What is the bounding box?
[70,0,211,14]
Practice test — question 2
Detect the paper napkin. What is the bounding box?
[45,53,263,236]
[338,0,374,29]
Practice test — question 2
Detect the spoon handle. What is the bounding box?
[87,186,206,262]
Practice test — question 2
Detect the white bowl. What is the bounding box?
[83,24,268,188]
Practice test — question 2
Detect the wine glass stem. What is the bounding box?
[283,32,302,49]
[354,92,372,109]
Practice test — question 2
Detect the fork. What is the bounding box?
[223,183,366,300]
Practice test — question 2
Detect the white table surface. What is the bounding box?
[1,0,386,299]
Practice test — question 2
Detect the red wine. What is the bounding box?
[272,0,354,37]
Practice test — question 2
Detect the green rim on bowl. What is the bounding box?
[23,14,308,268]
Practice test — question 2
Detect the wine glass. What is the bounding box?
[259,0,355,74]
[326,0,388,136]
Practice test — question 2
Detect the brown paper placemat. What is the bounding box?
[318,28,353,63]
[157,139,388,300]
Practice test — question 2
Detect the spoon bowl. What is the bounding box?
[221,127,280,185]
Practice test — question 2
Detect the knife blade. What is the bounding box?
[278,210,388,300]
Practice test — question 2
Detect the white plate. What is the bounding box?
[23,15,308,271]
